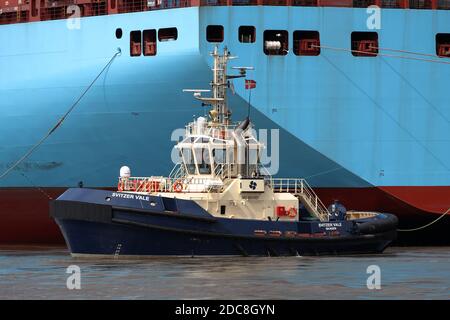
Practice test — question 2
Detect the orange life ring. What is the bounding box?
[173,181,183,193]
[288,207,297,218]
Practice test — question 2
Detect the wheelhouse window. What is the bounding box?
[351,32,378,57]
[436,33,450,58]
[293,30,320,56]
[239,26,256,43]
[263,30,288,56]
[143,29,157,56]
[158,27,178,42]
[181,148,196,175]
[130,30,142,56]
[194,146,212,175]
[213,148,226,165]
[207,25,224,43]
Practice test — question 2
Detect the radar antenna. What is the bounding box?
[183,46,253,125]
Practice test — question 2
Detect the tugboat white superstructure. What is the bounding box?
[51,47,397,257]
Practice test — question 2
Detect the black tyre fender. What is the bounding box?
[357,213,398,235]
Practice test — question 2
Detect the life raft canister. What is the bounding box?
[288,207,297,218]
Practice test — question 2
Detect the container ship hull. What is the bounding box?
[0,5,449,245]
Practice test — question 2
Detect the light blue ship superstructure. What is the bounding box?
[0,4,449,244]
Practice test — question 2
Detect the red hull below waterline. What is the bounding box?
[0,187,449,245]
[0,188,66,245]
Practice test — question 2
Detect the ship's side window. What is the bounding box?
[158,27,178,42]
[351,32,378,57]
[436,33,450,58]
[143,29,157,56]
[207,25,224,43]
[263,30,288,56]
[239,26,256,43]
[293,30,320,56]
[130,30,142,57]
[116,28,122,39]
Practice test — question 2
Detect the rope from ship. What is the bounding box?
[0,49,121,181]
[19,172,53,200]
[368,46,440,59]
[312,44,450,65]
[397,208,450,232]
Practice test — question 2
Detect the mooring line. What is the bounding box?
[313,44,450,65]
[397,208,450,232]
[19,172,53,200]
[0,49,121,181]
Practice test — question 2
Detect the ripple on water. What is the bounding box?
[0,247,449,299]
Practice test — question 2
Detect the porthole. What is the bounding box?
[116,28,123,39]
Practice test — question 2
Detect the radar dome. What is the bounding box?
[120,166,131,178]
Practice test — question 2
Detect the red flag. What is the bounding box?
[245,79,256,90]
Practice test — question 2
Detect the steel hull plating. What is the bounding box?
[0,187,445,245]
[50,189,397,256]
[55,219,395,257]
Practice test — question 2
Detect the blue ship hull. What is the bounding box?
[0,6,449,244]
[51,189,397,256]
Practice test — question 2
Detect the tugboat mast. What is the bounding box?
[186,46,251,125]
[211,46,231,125]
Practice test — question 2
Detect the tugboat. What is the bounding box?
[50,47,398,257]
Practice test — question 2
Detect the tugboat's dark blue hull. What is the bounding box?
[50,188,397,257]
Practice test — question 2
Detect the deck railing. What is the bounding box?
[269,178,330,221]
[1,0,449,25]
[117,175,224,193]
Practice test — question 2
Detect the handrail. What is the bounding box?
[169,163,186,180]
[118,175,223,193]
[269,178,329,221]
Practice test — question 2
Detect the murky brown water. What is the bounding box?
[0,246,449,299]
